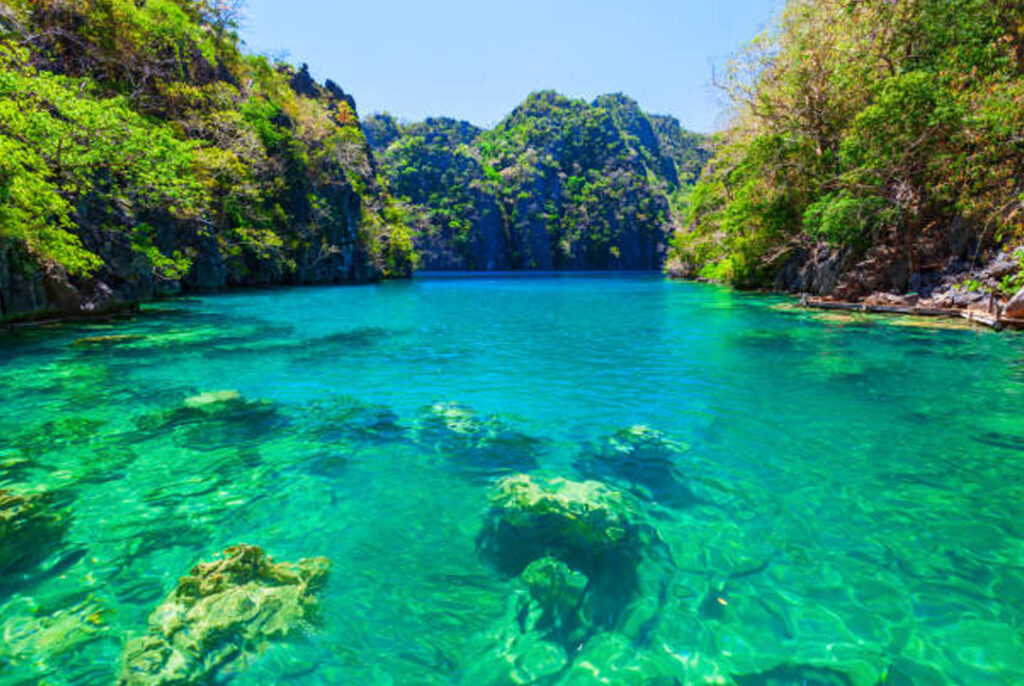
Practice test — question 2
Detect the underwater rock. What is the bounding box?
[519,556,591,649]
[574,425,694,506]
[478,473,673,646]
[5,414,143,489]
[11,415,106,459]
[304,396,405,445]
[522,557,588,621]
[183,390,242,408]
[118,544,329,685]
[478,474,648,578]
[71,334,144,348]
[486,474,641,550]
[458,626,569,686]
[0,598,108,668]
[412,402,540,476]
[134,390,286,450]
[0,488,68,574]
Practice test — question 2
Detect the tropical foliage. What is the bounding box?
[0,0,414,299]
[365,92,710,269]
[672,0,1024,293]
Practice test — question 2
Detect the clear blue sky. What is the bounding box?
[239,0,783,134]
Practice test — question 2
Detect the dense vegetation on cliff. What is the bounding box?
[364,93,709,270]
[672,0,1024,298]
[0,0,414,320]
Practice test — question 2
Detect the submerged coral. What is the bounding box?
[0,488,68,574]
[118,544,329,685]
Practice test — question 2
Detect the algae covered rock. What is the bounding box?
[478,473,672,649]
[413,402,541,476]
[118,544,329,685]
[574,425,694,506]
[479,474,647,578]
[0,488,68,574]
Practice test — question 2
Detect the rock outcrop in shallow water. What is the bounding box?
[480,474,644,569]
[118,545,329,685]
[478,474,659,630]
[470,474,676,683]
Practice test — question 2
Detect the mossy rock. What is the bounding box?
[489,474,639,545]
[183,390,243,409]
[0,488,69,574]
[118,544,329,685]
[522,557,588,614]
[479,474,650,577]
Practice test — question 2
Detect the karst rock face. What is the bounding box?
[364,93,710,272]
[0,2,410,324]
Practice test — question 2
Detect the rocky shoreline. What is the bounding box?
[668,241,1024,332]
[799,296,1024,331]
[794,248,1024,331]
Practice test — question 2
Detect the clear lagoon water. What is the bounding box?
[1,274,1023,685]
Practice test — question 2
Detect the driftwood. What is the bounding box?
[800,296,1024,331]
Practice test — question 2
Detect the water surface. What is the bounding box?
[1,274,1023,684]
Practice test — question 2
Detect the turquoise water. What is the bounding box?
[1,274,1024,685]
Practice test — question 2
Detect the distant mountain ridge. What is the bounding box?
[364,92,710,271]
